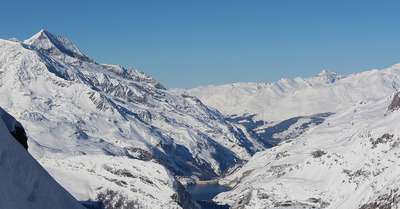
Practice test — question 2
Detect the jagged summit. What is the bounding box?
[10,30,165,90]
[315,69,343,84]
[317,69,341,78]
[24,29,94,63]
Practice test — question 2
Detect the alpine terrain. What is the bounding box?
[0,30,264,208]
[184,67,400,147]
[3,29,400,209]
[213,90,400,208]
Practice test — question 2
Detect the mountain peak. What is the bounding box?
[318,69,337,77]
[23,30,94,63]
[26,29,54,44]
[316,69,342,83]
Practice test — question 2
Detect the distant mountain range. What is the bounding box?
[186,67,400,123]
[183,65,400,147]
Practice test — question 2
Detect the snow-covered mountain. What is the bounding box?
[187,69,400,123]
[213,90,400,208]
[0,107,86,209]
[184,67,400,147]
[0,30,263,208]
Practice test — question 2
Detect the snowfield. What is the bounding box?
[214,90,400,208]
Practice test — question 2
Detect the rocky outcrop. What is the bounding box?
[0,107,28,150]
[172,180,199,209]
[388,91,400,112]
[10,127,28,150]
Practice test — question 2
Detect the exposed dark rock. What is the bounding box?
[235,191,252,208]
[274,200,296,207]
[171,180,200,209]
[275,151,290,160]
[388,91,400,112]
[370,133,395,149]
[124,147,153,161]
[359,189,400,209]
[80,201,105,209]
[10,126,28,150]
[312,149,327,158]
[0,107,28,150]
[96,189,141,209]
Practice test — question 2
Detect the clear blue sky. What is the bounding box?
[2,0,400,89]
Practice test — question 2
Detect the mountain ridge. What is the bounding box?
[24,29,94,63]
[0,30,264,208]
[184,64,400,125]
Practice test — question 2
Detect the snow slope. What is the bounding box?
[186,68,400,124]
[0,107,85,209]
[214,90,400,208]
[41,155,198,209]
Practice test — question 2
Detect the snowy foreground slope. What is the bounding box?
[0,107,85,209]
[214,90,400,208]
[42,155,198,209]
[0,30,264,208]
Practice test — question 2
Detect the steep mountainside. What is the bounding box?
[214,90,400,208]
[0,30,262,207]
[0,107,86,209]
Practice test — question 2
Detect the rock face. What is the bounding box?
[0,107,28,150]
[388,91,400,112]
[213,91,400,209]
[0,107,85,209]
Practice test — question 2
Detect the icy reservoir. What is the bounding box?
[185,184,230,200]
